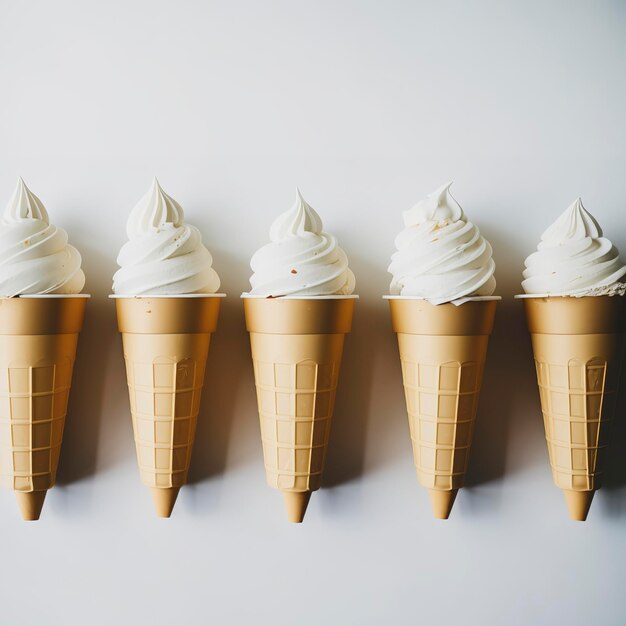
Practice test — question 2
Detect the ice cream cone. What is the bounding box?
[387,298,498,519]
[0,295,88,520]
[114,295,222,517]
[523,295,626,521]
[243,296,356,523]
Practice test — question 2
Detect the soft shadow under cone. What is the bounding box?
[564,490,594,521]
[15,491,47,521]
[151,487,179,518]
[429,489,457,519]
[283,491,311,523]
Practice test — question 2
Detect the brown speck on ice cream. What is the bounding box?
[290,269,297,274]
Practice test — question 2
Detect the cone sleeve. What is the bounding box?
[244,297,355,514]
[388,298,497,515]
[0,296,87,518]
[115,296,221,510]
[523,295,626,516]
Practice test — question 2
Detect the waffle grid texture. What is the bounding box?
[125,353,206,489]
[400,357,482,490]
[535,355,618,491]
[0,338,76,492]
[254,357,339,492]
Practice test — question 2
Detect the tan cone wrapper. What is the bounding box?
[115,296,221,517]
[388,298,497,519]
[0,296,87,520]
[523,295,626,521]
[243,297,355,523]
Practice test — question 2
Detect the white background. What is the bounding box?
[1,1,626,624]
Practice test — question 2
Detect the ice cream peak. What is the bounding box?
[388,183,496,304]
[0,178,85,296]
[247,189,355,296]
[539,197,601,244]
[3,177,49,222]
[112,179,220,295]
[269,188,323,240]
[402,182,464,226]
[522,198,626,296]
[126,177,184,238]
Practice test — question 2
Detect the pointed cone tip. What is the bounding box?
[150,487,180,518]
[283,491,311,523]
[15,490,47,521]
[563,490,594,521]
[428,489,458,520]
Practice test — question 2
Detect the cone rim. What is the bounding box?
[388,296,497,335]
[244,295,355,333]
[110,293,226,299]
[7,294,91,299]
[241,293,359,300]
[383,295,501,303]
[523,292,626,333]
[515,293,625,299]
[0,293,88,333]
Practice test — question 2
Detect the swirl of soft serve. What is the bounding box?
[522,197,626,295]
[0,178,85,296]
[248,189,355,296]
[388,182,496,304]
[112,178,220,295]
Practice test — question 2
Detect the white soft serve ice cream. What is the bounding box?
[522,197,626,296]
[388,182,496,304]
[112,179,220,295]
[0,178,85,296]
[247,189,355,296]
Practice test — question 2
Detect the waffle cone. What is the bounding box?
[243,297,355,522]
[388,298,497,518]
[523,295,626,521]
[0,296,87,520]
[115,296,221,517]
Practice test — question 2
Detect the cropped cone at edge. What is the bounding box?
[244,297,355,523]
[115,296,221,517]
[0,296,87,520]
[388,298,497,519]
[523,295,626,521]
